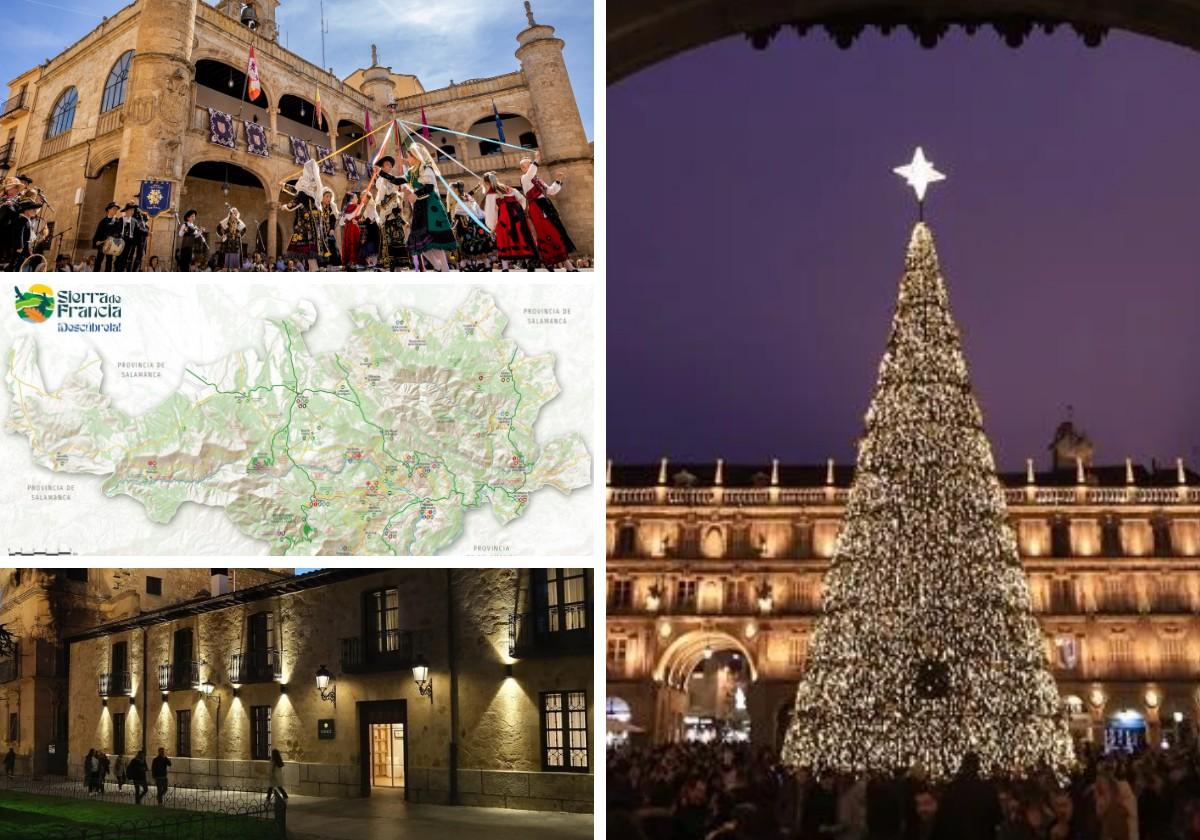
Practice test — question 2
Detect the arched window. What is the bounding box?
[518,131,538,149]
[46,88,78,138]
[101,51,134,113]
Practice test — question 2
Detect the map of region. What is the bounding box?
[2,285,592,556]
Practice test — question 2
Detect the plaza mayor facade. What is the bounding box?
[0,0,593,263]
[606,422,1200,754]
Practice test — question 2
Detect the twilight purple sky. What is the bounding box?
[609,29,1200,471]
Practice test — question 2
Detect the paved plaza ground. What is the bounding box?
[0,778,593,839]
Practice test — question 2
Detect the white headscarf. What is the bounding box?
[219,207,246,234]
[295,159,324,203]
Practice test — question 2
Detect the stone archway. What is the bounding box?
[180,160,272,265]
[74,159,121,262]
[609,0,1200,83]
[654,628,759,688]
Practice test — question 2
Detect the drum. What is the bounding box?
[102,236,126,257]
[19,254,47,272]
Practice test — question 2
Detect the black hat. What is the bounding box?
[184,209,197,221]
[17,198,42,212]
[122,202,139,212]
[377,156,395,168]
[16,174,33,185]
[105,202,120,211]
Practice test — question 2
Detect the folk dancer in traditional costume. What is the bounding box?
[215,207,247,272]
[177,210,206,272]
[364,156,409,271]
[0,196,43,270]
[403,145,457,272]
[449,181,493,272]
[520,152,576,270]
[482,172,535,271]
[115,203,148,272]
[358,195,381,269]
[282,160,324,271]
[340,193,363,270]
[318,188,342,269]
[92,202,123,272]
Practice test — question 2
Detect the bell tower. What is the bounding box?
[217,0,280,41]
[515,1,594,255]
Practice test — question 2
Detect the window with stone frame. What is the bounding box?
[112,713,125,757]
[788,635,808,668]
[1161,634,1187,665]
[101,51,133,113]
[540,690,589,772]
[176,709,191,758]
[1108,635,1133,665]
[250,705,271,761]
[674,579,697,611]
[607,637,627,673]
[368,588,402,654]
[609,578,632,609]
[539,569,588,632]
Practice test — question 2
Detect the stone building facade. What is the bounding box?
[0,0,593,264]
[0,568,286,774]
[66,567,594,811]
[606,424,1200,754]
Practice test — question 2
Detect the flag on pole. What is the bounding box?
[246,46,261,102]
[420,106,431,139]
[315,89,323,129]
[492,99,507,145]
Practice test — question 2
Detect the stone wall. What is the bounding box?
[66,569,594,811]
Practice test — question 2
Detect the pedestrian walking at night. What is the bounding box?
[151,747,172,805]
[84,748,99,794]
[127,750,148,804]
[3,746,14,777]
[266,749,289,805]
[98,751,110,795]
[113,754,126,790]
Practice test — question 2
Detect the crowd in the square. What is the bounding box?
[608,740,1200,840]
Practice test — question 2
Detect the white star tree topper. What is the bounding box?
[893,147,946,213]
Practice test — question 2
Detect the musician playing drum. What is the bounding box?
[93,202,123,272]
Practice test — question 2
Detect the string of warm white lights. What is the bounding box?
[781,207,1075,781]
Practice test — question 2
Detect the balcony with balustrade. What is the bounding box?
[0,140,16,171]
[1,90,29,122]
[340,629,415,674]
[227,649,281,684]
[157,661,200,692]
[510,604,591,658]
[97,671,131,697]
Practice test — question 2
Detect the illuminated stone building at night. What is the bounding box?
[606,422,1200,754]
[0,568,287,775]
[63,568,593,810]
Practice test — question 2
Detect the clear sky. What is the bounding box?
[610,28,1200,471]
[1,0,593,137]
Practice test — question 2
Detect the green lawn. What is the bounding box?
[0,791,276,839]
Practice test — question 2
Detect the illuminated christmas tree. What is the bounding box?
[781,150,1074,780]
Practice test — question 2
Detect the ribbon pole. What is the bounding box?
[395,121,491,234]
[279,119,394,183]
[395,119,532,154]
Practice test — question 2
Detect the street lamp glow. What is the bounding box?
[893,147,946,202]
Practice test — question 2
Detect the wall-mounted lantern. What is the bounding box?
[316,665,336,704]
[412,655,433,703]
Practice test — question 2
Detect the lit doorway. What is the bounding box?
[370,722,406,788]
[357,699,408,798]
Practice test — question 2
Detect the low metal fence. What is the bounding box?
[0,773,285,838]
